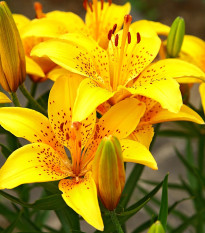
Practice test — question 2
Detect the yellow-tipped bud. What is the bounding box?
[167,16,185,58]
[92,135,125,210]
[0,1,26,92]
[147,221,165,233]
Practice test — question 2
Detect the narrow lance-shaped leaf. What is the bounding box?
[158,174,169,231]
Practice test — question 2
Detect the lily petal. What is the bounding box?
[26,56,45,78]
[31,37,107,86]
[47,67,73,81]
[128,125,154,149]
[85,98,146,160]
[48,75,96,149]
[59,172,103,231]
[120,139,158,170]
[180,35,205,73]
[21,18,67,39]
[0,107,66,160]
[47,11,86,32]
[199,83,205,115]
[140,104,204,125]
[0,143,71,189]
[126,59,203,113]
[73,78,114,122]
[13,14,30,31]
[0,92,11,103]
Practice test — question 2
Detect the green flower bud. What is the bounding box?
[167,16,185,58]
[92,135,125,210]
[0,1,26,92]
[147,221,165,233]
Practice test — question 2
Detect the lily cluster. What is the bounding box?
[0,0,205,231]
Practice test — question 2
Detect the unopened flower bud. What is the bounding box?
[167,16,185,58]
[147,221,165,233]
[92,135,125,210]
[0,1,26,92]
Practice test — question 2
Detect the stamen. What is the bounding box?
[88,1,93,12]
[83,0,88,10]
[115,34,119,47]
[128,32,131,44]
[34,2,45,19]
[112,14,132,90]
[108,0,112,6]
[112,24,117,34]
[137,32,141,44]
[71,121,82,176]
[108,29,113,40]
[101,0,104,10]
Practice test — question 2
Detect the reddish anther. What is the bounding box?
[108,30,113,40]
[101,0,104,10]
[108,0,112,6]
[124,14,132,24]
[115,34,119,47]
[137,32,141,44]
[88,1,93,12]
[83,0,88,10]
[127,32,131,44]
[112,24,117,34]
[34,2,45,18]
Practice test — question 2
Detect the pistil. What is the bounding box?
[70,122,82,176]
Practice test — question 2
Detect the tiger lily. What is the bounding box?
[0,75,157,230]
[31,15,205,122]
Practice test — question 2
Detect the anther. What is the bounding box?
[88,1,93,12]
[124,14,132,24]
[112,24,117,34]
[34,2,45,19]
[101,0,104,10]
[108,30,113,40]
[115,34,119,47]
[137,32,141,44]
[83,0,88,10]
[108,0,112,6]
[127,32,131,44]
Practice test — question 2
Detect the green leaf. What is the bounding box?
[0,143,12,158]
[55,207,80,233]
[185,139,197,189]
[158,174,168,231]
[158,130,196,138]
[141,179,184,190]
[1,209,23,233]
[119,164,144,208]
[6,132,21,151]
[175,148,205,186]
[170,209,205,233]
[0,190,65,210]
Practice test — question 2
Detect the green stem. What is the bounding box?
[110,211,124,233]
[19,84,47,116]
[30,82,38,97]
[10,92,21,107]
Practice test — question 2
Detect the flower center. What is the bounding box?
[108,15,141,91]
[83,0,112,41]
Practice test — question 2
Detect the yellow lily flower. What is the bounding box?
[13,0,129,81]
[129,96,204,149]
[0,75,157,230]
[31,16,205,122]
